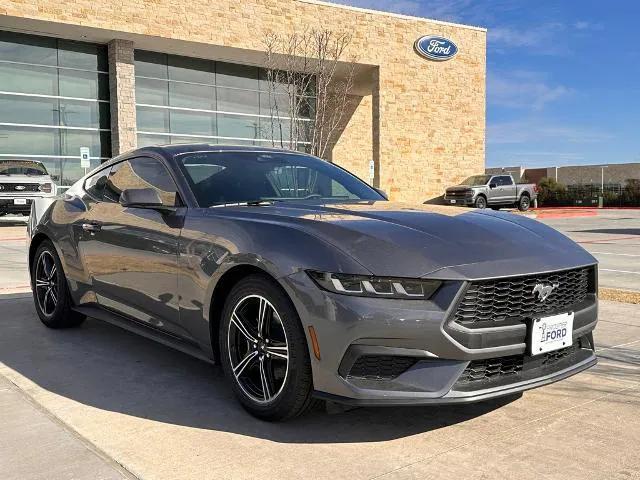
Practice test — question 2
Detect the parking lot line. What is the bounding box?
[590,251,640,257]
[600,268,640,275]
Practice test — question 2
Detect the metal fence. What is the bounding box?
[538,184,640,208]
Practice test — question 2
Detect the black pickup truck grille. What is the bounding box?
[445,189,472,199]
[453,267,593,326]
[0,183,40,192]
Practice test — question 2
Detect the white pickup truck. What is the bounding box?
[0,159,57,217]
[444,173,538,211]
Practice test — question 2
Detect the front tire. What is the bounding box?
[474,196,487,209]
[219,274,316,421]
[31,241,85,328]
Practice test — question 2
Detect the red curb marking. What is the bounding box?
[1,237,27,241]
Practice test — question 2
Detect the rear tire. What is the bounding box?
[219,274,316,421]
[474,196,487,209]
[31,241,85,329]
[518,195,531,211]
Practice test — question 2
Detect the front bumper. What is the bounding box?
[281,270,598,406]
[443,194,475,206]
[0,196,52,214]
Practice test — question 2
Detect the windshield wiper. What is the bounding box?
[211,200,275,208]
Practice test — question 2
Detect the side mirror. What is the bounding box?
[374,187,389,200]
[489,183,497,189]
[120,188,173,211]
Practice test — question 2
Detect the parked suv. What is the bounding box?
[0,160,56,216]
[444,174,538,211]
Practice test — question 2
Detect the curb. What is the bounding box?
[599,288,640,305]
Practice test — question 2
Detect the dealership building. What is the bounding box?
[0,0,486,202]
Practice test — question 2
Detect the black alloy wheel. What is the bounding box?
[220,274,317,421]
[32,241,85,328]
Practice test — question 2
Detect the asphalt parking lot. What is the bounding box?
[535,208,640,292]
[0,211,639,480]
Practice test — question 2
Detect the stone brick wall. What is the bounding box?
[108,40,137,156]
[1,0,486,203]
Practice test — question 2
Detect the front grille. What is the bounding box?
[456,355,524,383]
[453,267,592,327]
[0,183,40,192]
[346,355,416,381]
[445,190,472,199]
[456,343,581,386]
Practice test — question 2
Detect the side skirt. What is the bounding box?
[73,305,216,365]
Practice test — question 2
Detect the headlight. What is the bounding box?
[39,183,53,193]
[307,271,441,299]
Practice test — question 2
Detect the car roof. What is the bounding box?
[0,158,45,165]
[137,143,305,157]
[102,144,310,169]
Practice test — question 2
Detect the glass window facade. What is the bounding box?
[134,51,314,150]
[0,31,110,186]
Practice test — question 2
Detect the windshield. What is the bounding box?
[0,160,48,176]
[460,174,491,186]
[176,151,384,207]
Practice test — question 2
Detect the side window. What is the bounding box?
[500,176,514,186]
[84,166,112,200]
[103,157,179,206]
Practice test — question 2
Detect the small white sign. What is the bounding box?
[369,159,375,182]
[80,147,91,169]
[531,312,574,356]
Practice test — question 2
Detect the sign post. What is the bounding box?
[80,147,91,176]
[369,159,375,185]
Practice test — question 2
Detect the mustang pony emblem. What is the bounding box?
[532,282,559,302]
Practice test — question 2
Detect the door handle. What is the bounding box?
[82,223,101,233]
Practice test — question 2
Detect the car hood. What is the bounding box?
[213,201,596,280]
[446,185,479,191]
[0,174,49,183]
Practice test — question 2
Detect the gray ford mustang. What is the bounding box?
[27,145,598,420]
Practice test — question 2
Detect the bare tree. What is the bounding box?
[262,29,357,159]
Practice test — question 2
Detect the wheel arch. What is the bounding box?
[474,193,487,207]
[29,232,53,271]
[208,264,292,363]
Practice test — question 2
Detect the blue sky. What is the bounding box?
[331,0,640,168]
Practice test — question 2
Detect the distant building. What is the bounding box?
[486,163,640,187]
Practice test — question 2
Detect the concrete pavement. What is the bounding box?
[535,209,640,292]
[0,294,638,480]
[0,361,130,480]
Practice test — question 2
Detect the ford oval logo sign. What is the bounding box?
[415,35,458,61]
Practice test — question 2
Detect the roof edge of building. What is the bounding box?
[296,0,488,32]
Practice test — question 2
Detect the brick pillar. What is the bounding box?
[108,39,137,156]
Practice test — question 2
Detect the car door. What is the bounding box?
[83,156,189,338]
[489,175,510,204]
[67,164,113,305]
[498,175,517,203]
[486,176,501,203]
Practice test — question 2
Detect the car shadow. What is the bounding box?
[570,228,640,236]
[0,219,29,227]
[0,295,520,444]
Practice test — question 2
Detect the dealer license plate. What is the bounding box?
[13,198,27,205]
[450,199,456,204]
[530,312,574,356]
